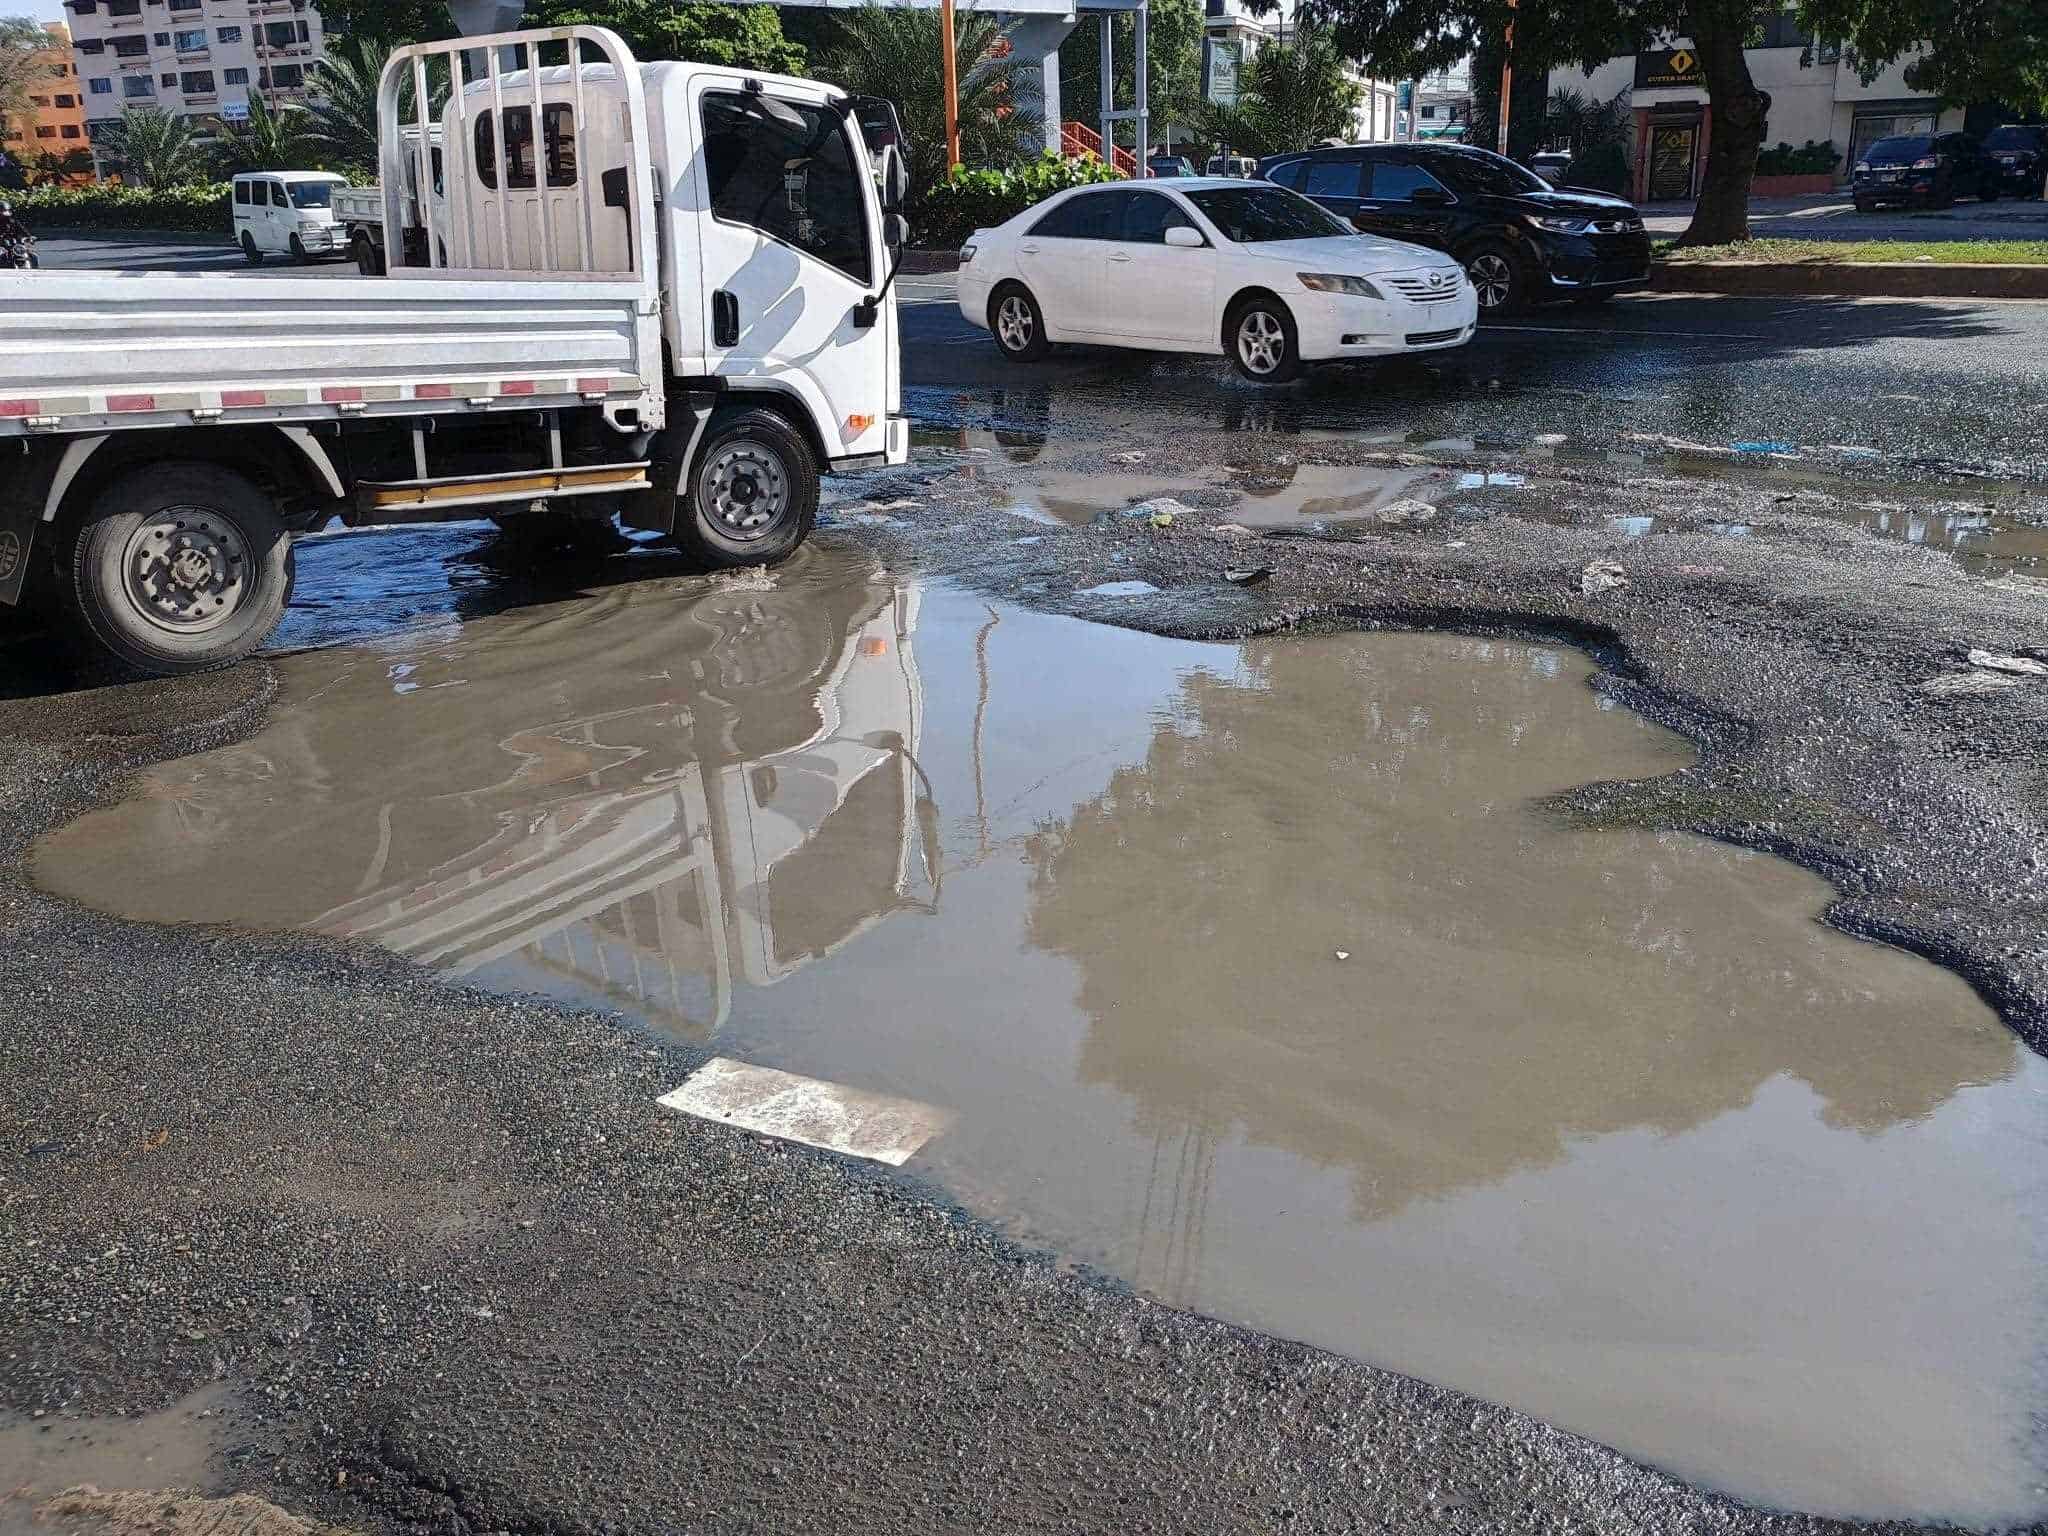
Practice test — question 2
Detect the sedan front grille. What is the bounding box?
[1405,327,1463,346]
[1385,271,1464,303]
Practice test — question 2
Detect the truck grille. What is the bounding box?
[1385,271,1464,303]
[1405,327,1463,346]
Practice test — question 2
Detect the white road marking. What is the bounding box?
[658,1057,952,1166]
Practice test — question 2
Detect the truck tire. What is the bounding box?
[353,232,385,277]
[68,464,294,676]
[671,407,817,569]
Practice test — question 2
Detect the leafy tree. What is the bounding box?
[305,32,427,177]
[1185,21,1363,159]
[1285,0,2048,245]
[1543,84,1629,153]
[521,0,804,73]
[1,16,59,135]
[305,0,453,43]
[812,6,1037,204]
[96,106,210,187]
[212,91,319,176]
[1057,0,1206,151]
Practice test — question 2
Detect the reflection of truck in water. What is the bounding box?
[35,553,935,1039]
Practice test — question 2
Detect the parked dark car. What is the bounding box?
[1146,153,1196,178]
[1852,132,1997,210]
[1982,125,2047,199]
[1259,143,1649,316]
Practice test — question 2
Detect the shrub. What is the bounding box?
[14,181,232,233]
[918,151,1124,250]
[1561,141,1630,196]
[1756,140,1838,176]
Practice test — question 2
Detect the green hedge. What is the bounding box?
[918,152,1124,251]
[14,181,232,233]
[1756,140,1838,176]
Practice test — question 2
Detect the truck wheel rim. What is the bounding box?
[997,296,1034,352]
[121,508,249,635]
[1468,253,1512,308]
[1237,310,1284,374]
[703,441,790,539]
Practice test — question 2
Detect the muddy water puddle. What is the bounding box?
[0,1390,224,1534]
[34,545,2048,1528]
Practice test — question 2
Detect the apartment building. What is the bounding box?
[1,22,92,180]
[63,0,327,146]
[1201,0,1400,144]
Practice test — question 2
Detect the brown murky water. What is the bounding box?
[980,461,1446,530]
[0,1390,222,1534]
[34,546,2048,1528]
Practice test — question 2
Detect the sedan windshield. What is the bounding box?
[1985,126,2042,151]
[1428,148,1550,196]
[1864,137,1932,162]
[1185,186,1349,242]
[288,182,335,209]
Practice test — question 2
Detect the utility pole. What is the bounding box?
[1497,0,1516,154]
[941,0,961,170]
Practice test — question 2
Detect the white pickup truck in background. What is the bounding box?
[0,25,910,675]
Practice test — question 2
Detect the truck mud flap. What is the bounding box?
[621,393,715,534]
[0,496,37,608]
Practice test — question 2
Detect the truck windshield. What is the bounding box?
[288,182,334,209]
[1184,186,1349,242]
[703,91,872,285]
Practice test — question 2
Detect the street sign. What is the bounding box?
[1635,47,1705,89]
[220,99,249,122]
[1203,37,1239,108]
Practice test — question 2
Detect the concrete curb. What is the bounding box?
[1651,259,2048,299]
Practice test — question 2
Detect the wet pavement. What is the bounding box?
[29,543,2048,1527]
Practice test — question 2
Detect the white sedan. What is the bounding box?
[956,177,1477,384]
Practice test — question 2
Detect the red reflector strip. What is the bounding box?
[0,400,35,418]
[322,386,363,403]
[221,389,265,408]
[107,394,156,412]
[499,380,536,396]
[415,383,454,399]
[576,376,609,393]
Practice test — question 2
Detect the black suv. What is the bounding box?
[1852,133,1996,210]
[1982,125,2047,199]
[1259,143,1649,316]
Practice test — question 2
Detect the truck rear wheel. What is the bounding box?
[671,407,817,568]
[68,464,294,676]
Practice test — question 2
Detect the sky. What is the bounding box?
[15,0,71,22]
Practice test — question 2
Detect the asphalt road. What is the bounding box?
[1639,192,2048,242]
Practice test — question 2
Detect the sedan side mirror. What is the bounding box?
[1163,225,1204,248]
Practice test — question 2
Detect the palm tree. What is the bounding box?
[304,34,390,177]
[97,106,209,187]
[1543,87,1629,155]
[1186,21,1362,160]
[815,5,1039,208]
[212,90,317,176]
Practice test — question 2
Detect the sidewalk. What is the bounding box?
[1641,192,2048,242]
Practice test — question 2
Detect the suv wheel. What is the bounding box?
[1464,243,1527,317]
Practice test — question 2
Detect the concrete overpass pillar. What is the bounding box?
[1003,12,1080,155]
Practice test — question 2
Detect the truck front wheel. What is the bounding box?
[671,407,817,569]
[68,464,294,676]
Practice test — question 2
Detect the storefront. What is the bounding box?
[1633,48,1707,202]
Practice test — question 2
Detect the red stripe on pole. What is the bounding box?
[322,386,364,403]
[415,383,455,399]
[107,394,156,412]
[0,400,35,418]
[221,389,265,407]
[499,380,536,396]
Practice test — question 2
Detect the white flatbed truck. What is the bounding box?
[0,26,910,675]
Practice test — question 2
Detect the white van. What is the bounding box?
[232,170,349,263]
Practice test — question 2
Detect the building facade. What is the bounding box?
[1550,24,1966,202]
[1413,64,1472,140]
[63,0,327,151]
[1,22,92,182]
[1201,0,1400,144]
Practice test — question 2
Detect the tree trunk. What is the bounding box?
[1678,3,1769,247]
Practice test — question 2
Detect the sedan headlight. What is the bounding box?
[1525,214,1588,234]
[959,242,978,264]
[1297,272,1384,299]
[1912,156,1939,169]
[1853,160,1870,172]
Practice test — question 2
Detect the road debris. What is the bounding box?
[1580,560,1629,596]
[1224,568,1273,586]
[1967,649,2048,677]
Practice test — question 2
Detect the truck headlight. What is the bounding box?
[1297,272,1383,298]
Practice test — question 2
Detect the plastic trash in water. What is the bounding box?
[1456,472,1526,489]
[1732,441,1797,455]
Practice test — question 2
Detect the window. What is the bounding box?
[79,39,104,54]
[112,36,145,56]
[1422,147,1546,195]
[54,93,75,106]
[1266,160,1307,190]
[287,180,333,208]
[160,72,176,86]
[180,70,213,94]
[1756,10,1812,48]
[1301,158,1363,198]
[168,0,201,12]
[88,76,111,93]
[297,20,310,41]
[700,90,872,284]
[270,182,289,207]
[104,0,140,16]
[1182,186,1350,242]
[151,31,168,45]
[1121,191,1197,243]
[234,179,250,203]
[1028,189,1122,239]
[61,124,80,138]
[36,125,57,139]
[121,75,153,96]
[264,22,295,47]
[265,63,301,87]
[174,29,204,50]
[1421,104,1438,118]
[1365,160,1452,201]
[30,94,48,106]
[70,0,99,11]
[215,24,239,42]
[474,102,576,190]
[223,66,246,85]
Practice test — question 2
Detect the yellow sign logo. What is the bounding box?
[1669,48,1695,73]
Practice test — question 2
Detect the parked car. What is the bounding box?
[1147,153,1197,178]
[1529,149,1573,186]
[1206,154,1258,178]
[1982,125,2047,199]
[956,178,1476,384]
[1852,133,1997,210]
[1259,143,1649,316]
[231,170,349,264]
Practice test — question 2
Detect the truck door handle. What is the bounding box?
[1108,251,1133,262]
[713,289,740,348]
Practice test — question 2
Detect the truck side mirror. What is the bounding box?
[881,145,908,214]
[884,211,909,250]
